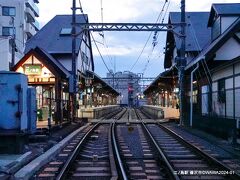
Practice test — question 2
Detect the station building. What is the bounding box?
[144,3,240,137]
[13,14,119,128]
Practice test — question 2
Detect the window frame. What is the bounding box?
[211,15,221,41]
[2,6,16,16]
[2,27,15,36]
[60,28,72,36]
[218,78,226,103]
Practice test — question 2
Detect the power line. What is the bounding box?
[141,1,171,75]
[78,0,112,73]
[129,0,169,72]
[99,0,115,70]
[91,33,111,73]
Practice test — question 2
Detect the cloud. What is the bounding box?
[82,0,163,22]
[38,0,239,78]
[93,45,137,56]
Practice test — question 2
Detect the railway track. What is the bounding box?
[135,108,240,180]
[57,124,116,180]
[112,123,177,179]
[33,108,127,179]
[111,108,178,179]
[31,107,239,180]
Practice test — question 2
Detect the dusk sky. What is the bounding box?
[38,0,239,78]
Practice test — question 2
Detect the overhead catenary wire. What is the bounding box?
[78,0,112,74]
[91,33,112,73]
[99,0,115,70]
[141,0,171,75]
[130,0,170,72]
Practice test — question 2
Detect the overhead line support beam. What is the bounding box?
[74,23,184,34]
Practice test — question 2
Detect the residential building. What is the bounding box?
[0,0,39,70]
[13,14,94,126]
[144,3,240,138]
[144,11,211,113]
[105,71,141,106]
[185,3,240,133]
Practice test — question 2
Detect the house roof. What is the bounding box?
[170,12,211,51]
[25,14,88,54]
[143,66,178,95]
[86,70,120,96]
[13,47,70,79]
[164,12,211,68]
[208,3,240,27]
[186,17,240,70]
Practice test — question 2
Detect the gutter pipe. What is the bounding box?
[190,63,199,127]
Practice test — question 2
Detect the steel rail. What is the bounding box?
[158,124,240,180]
[56,108,129,180]
[108,123,118,180]
[134,109,180,180]
[56,122,100,180]
[114,107,128,120]
[111,121,128,180]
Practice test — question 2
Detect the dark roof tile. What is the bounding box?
[25,15,87,54]
[213,3,240,15]
[208,3,240,27]
[170,12,211,51]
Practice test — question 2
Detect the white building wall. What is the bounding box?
[235,77,240,118]
[0,37,10,70]
[201,85,209,115]
[215,38,240,61]
[210,61,240,119]
[221,16,238,33]
[0,0,39,69]
[225,77,233,117]
[235,62,240,119]
[212,65,233,81]
[235,62,240,74]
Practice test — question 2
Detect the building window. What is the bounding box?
[2,27,15,36]
[60,28,72,36]
[2,6,16,16]
[218,78,226,103]
[212,16,221,41]
[193,90,198,103]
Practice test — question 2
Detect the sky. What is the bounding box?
[38,0,239,78]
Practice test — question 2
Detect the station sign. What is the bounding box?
[24,65,42,75]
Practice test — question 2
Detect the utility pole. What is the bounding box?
[71,0,77,122]
[179,0,186,125]
[11,16,16,69]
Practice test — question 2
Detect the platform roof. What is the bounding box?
[86,71,120,96]
[143,67,178,95]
